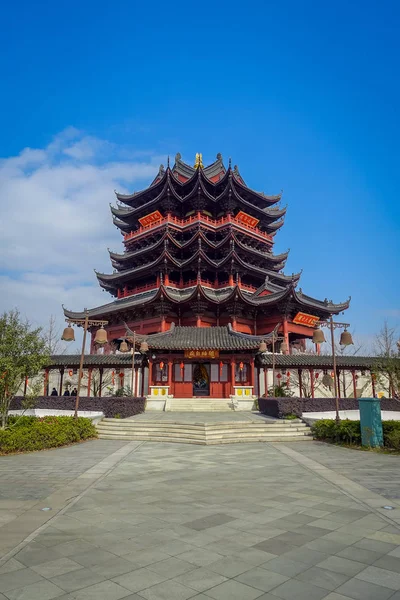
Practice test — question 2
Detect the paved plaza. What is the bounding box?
[0,439,400,600]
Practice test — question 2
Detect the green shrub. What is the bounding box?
[282,413,298,420]
[0,416,97,454]
[312,418,400,449]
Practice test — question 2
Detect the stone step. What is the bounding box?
[97,433,312,444]
[97,425,309,435]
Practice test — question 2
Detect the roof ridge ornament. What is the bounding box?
[194,153,204,169]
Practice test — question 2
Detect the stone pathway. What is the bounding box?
[0,439,399,599]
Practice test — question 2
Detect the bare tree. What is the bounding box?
[43,315,66,355]
[374,321,399,398]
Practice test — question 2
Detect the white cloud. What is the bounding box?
[0,129,161,339]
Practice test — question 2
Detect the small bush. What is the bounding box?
[0,416,97,454]
[312,419,400,449]
[282,413,298,420]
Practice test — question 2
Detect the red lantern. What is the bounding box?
[68,370,73,377]
[219,361,223,375]
[315,372,319,379]
[355,374,359,380]
[119,372,124,379]
[286,372,290,377]
[331,371,335,378]
[160,361,164,370]
[277,373,282,379]
[239,362,244,370]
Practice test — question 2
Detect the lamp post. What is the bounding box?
[61,310,108,418]
[313,317,353,422]
[258,325,288,397]
[121,333,149,396]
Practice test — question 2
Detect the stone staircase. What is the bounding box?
[96,418,312,445]
[165,398,236,411]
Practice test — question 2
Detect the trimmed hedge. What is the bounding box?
[0,416,97,454]
[312,419,400,449]
[258,397,400,419]
[10,396,146,419]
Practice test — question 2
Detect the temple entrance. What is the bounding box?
[192,363,210,396]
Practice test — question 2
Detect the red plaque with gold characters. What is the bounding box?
[184,349,219,359]
[139,210,163,227]
[236,211,259,228]
[293,312,320,328]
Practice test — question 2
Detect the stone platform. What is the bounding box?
[96,412,312,444]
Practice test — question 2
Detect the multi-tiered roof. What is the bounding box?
[64,154,349,327]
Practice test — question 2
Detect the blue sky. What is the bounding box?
[0,0,399,350]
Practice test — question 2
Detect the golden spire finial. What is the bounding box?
[194,153,204,168]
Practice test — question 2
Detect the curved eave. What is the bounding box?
[232,178,282,206]
[115,169,167,205]
[294,290,351,314]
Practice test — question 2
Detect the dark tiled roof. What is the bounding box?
[46,354,144,368]
[127,324,273,350]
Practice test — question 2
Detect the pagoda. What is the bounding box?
[64,153,350,398]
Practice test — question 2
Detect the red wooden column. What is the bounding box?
[250,358,255,388]
[230,357,235,394]
[148,360,153,388]
[352,370,357,399]
[168,359,173,395]
[229,274,234,286]
[310,369,315,398]
[23,377,28,397]
[283,318,290,354]
[165,273,170,286]
[264,368,268,397]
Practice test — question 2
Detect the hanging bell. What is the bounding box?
[140,340,149,353]
[312,328,326,344]
[94,326,108,345]
[61,325,75,342]
[340,329,353,346]
[258,340,267,353]
[322,373,332,387]
[119,340,129,353]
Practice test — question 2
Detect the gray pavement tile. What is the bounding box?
[50,569,106,593]
[31,558,82,578]
[15,543,63,567]
[235,567,289,592]
[390,547,400,558]
[281,548,329,566]
[156,541,198,556]
[336,546,383,565]
[4,579,64,600]
[66,580,132,599]
[73,549,118,568]
[122,549,171,567]
[89,557,138,578]
[137,579,197,600]
[51,540,99,557]
[112,568,169,593]
[174,568,227,592]
[0,560,24,575]
[208,557,254,577]
[253,540,295,556]
[270,532,315,547]
[233,548,277,567]
[315,594,354,600]
[146,557,195,578]
[336,577,394,600]
[289,525,329,539]
[260,557,309,578]
[176,548,225,567]
[355,565,400,590]
[353,538,397,553]
[373,555,400,573]
[268,578,327,600]
[203,579,264,600]
[305,539,349,554]
[183,514,235,531]
[388,592,400,600]
[295,566,350,590]
[0,568,43,593]
[316,556,366,576]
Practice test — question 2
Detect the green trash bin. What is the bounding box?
[358,398,383,447]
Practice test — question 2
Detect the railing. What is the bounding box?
[123,213,273,244]
[117,278,258,299]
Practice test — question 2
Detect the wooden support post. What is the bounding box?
[87,368,92,397]
[298,369,303,398]
[336,369,341,398]
[99,368,103,398]
[264,368,268,397]
[168,359,173,394]
[283,318,290,354]
[44,368,49,395]
[310,369,315,399]
[230,358,235,394]
[352,370,357,399]
[250,358,255,387]
[59,368,64,396]
[23,377,28,397]
[149,360,153,388]
[371,372,376,398]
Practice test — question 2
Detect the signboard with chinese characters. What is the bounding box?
[184,349,219,359]
[293,312,320,328]
[138,210,163,227]
[236,211,259,228]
